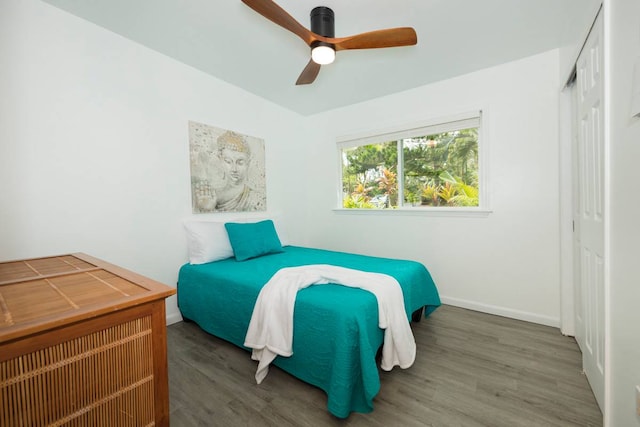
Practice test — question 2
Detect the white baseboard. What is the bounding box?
[163,296,559,328]
[166,311,183,326]
[440,296,560,328]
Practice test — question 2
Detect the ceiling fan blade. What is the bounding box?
[241,0,315,45]
[296,60,321,85]
[332,27,417,51]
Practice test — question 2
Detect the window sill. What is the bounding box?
[332,207,492,218]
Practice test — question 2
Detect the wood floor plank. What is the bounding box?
[167,305,602,426]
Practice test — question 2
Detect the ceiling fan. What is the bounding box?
[241,0,418,85]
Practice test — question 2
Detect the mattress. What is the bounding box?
[177,245,440,418]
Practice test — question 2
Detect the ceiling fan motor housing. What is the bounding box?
[311,6,334,50]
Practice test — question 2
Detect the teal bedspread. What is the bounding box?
[177,246,440,418]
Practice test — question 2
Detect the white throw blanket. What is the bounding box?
[244,264,416,384]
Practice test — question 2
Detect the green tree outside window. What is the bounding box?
[341,125,479,209]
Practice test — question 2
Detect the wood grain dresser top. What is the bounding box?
[0,253,176,343]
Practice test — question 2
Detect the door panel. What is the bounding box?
[573,10,604,410]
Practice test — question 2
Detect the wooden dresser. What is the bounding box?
[0,253,176,426]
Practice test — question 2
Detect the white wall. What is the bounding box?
[302,51,563,326]
[0,0,308,323]
[607,0,640,425]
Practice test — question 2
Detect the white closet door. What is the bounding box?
[573,10,605,410]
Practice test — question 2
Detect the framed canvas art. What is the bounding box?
[189,121,266,213]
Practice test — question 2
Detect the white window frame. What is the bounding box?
[335,110,491,217]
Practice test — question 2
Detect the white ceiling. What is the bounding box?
[41,0,593,116]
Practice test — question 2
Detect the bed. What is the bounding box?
[177,227,440,419]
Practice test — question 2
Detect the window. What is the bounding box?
[339,112,483,211]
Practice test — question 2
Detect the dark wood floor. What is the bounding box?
[167,305,602,426]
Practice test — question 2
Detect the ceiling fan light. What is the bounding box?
[311,45,335,65]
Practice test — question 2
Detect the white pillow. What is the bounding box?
[183,217,290,265]
[183,220,233,265]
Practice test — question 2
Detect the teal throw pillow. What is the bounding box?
[224,220,284,261]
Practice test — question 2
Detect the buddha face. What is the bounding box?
[220,148,249,186]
